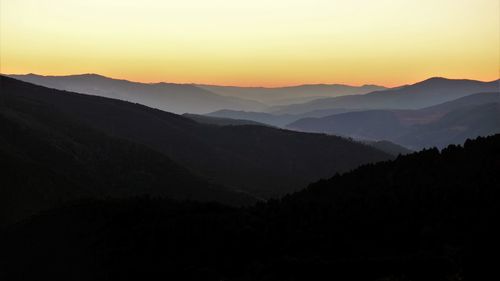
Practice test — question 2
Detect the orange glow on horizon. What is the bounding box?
[2,70,499,89]
[1,0,499,88]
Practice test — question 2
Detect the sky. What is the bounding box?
[1,0,499,87]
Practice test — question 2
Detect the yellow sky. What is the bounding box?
[1,0,499,87]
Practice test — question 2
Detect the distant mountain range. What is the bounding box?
[206,78,499,128]
[271,77,499,115]
[7,73,266,114]
[198,83,386,106]
[205,78,499,149]
[7,73,385,114]
[206,108,358,127]
[10,74,497,149]
[0,76,392,223]
[183,113,270,127]
[288,92,500,149]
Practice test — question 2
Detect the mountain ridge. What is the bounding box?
[1,76,392,200]
[272,77,499,114]
[7,73,267,114]
[287,92,500,149]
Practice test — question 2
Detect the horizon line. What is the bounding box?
[2,72,499,89]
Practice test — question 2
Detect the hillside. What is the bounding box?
[288,92,500,149]
[2,134,498,280]
[0,84,257,224]
[206,110,300,127]
[398,102,500,149]
[206,108,356,127]
[364,140,413,156]
[1,76,392,199]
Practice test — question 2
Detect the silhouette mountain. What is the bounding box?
[7,73,266,114]
[0,81,260,224]
[2,134,499,280]
[288,92,500,149]
[1,76,392,202]
[273,77,499,114]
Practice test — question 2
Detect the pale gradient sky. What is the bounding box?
[1,0,499,87]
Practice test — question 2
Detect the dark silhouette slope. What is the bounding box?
[0,84,256,224]
[2,135,499,280]
[1,76,392,199]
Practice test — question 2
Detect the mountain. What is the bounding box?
[182,113,269,127]
[3,135,499,280]
[1,76,392,200]
[206,108,357,127]
[288,92,500,149]
[198,83,386,106]
[206,110,300,127]
[7,73,266,114]
[0,84,258,225]
[206,78,499,128]
[274,77,499,114]
[289,109,411,139]
[364,140,413,156]
[417,89,500,116]
[398,102,500,149]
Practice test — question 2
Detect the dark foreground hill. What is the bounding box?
[0,84,257,224]
[0,76,391,200]
[2,134,499,281]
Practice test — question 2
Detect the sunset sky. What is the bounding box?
[1,0,498,87]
